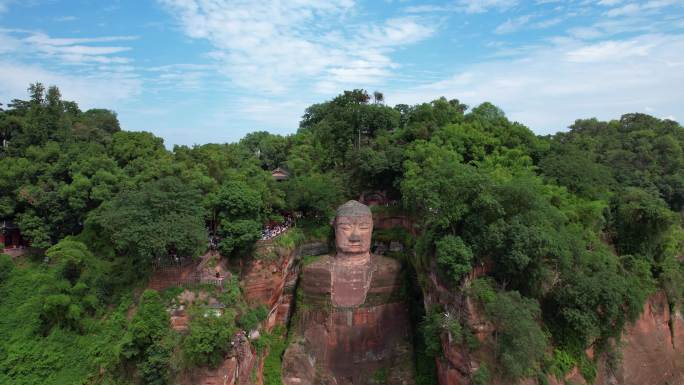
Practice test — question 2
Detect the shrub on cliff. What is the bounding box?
[238,304,268,331]
[435,235,473,284]
[470,279,547,380]
[182,311,236,368]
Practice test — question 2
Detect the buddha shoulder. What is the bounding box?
[301,254,333,274]
[299,255,333,295]
[371,254,402,274]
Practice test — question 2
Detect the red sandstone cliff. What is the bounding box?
[181,332,257,385]
[241,241,328,329]
[430,283,684,385]
[594,291,684,385]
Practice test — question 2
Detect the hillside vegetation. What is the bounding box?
[0,85,682,384]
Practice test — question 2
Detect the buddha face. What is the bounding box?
[334,215,373,255]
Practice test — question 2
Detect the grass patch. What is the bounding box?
[259,326,287,385]
[301,254,323,266]
[296,218,331,242]
[274,228,305,250]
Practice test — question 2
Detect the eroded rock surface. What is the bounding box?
[595,292,684,385]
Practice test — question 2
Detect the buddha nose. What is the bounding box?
[349,231,361,242]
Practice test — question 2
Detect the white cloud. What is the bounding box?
[605,0,679,17]
[2,32,139,64]
[534,16,563,28]
[145,63,218,91]
[598,0,622,6]
[0,60,141,108]
[495,15,532,34]
[403,4,452,13]
[388,33,684,134]
[0,29,140,110]
[605,3,641,16]
[564,35,659,62]
[361,17,437,46]
[54,15,77,22]
[457,0,518,13]
[0,0,11,13]
[23,33,137,46]
[158,0,436,94]
[567,10,677,40]
[0,30,21,53]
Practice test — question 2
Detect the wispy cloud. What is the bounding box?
[158,0,436,94]
[403,4,453,13]
[11,32,139,64]
[495,14,532,34]
[0,60,141,107]
[457,0,518,13]
[145,63,218,91]
[390,33,684,133]
[534,16,563,28]
[0,29,140,109]
[605,0,679,17]
[54,15,77,22]
[0,0,11,13]
[598,0,623,6]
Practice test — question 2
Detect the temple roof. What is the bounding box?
[271,167,290,180]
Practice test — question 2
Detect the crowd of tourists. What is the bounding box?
[260,215,294,240]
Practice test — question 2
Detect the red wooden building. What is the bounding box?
[271,167,289,182]
[1,220,26,249]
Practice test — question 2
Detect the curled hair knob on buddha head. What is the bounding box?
[335,200,371,218]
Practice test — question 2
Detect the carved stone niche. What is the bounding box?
[282,201,415,385]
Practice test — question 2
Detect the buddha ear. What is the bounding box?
[330,217,335,227]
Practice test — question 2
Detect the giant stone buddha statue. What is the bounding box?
[282,200,415,385]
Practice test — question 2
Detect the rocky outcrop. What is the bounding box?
[429,283,684,385]
[241,241,328,330]
[183,332,257,385]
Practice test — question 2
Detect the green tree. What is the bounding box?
[472,281,547,380]
[86,176,206,278]
[122,290,171,385]
[210,180,265,257]
[286,172,345,219]
[183,311,236,367]
[435,235,473,284]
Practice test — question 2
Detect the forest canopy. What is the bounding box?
[0,84,682,384]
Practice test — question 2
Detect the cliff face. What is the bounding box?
[595,291,684,385]
[179,240,328,385]
[427,279,684,385]
[182,332,257,385]
[282,254,415,385]
[186,228,684,385]
[241,241,329,329]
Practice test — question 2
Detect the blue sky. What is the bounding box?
[1,0,683,147]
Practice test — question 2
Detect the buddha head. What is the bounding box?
[333,200,373,257]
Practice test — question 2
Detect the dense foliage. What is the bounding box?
[1,84,682,384]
